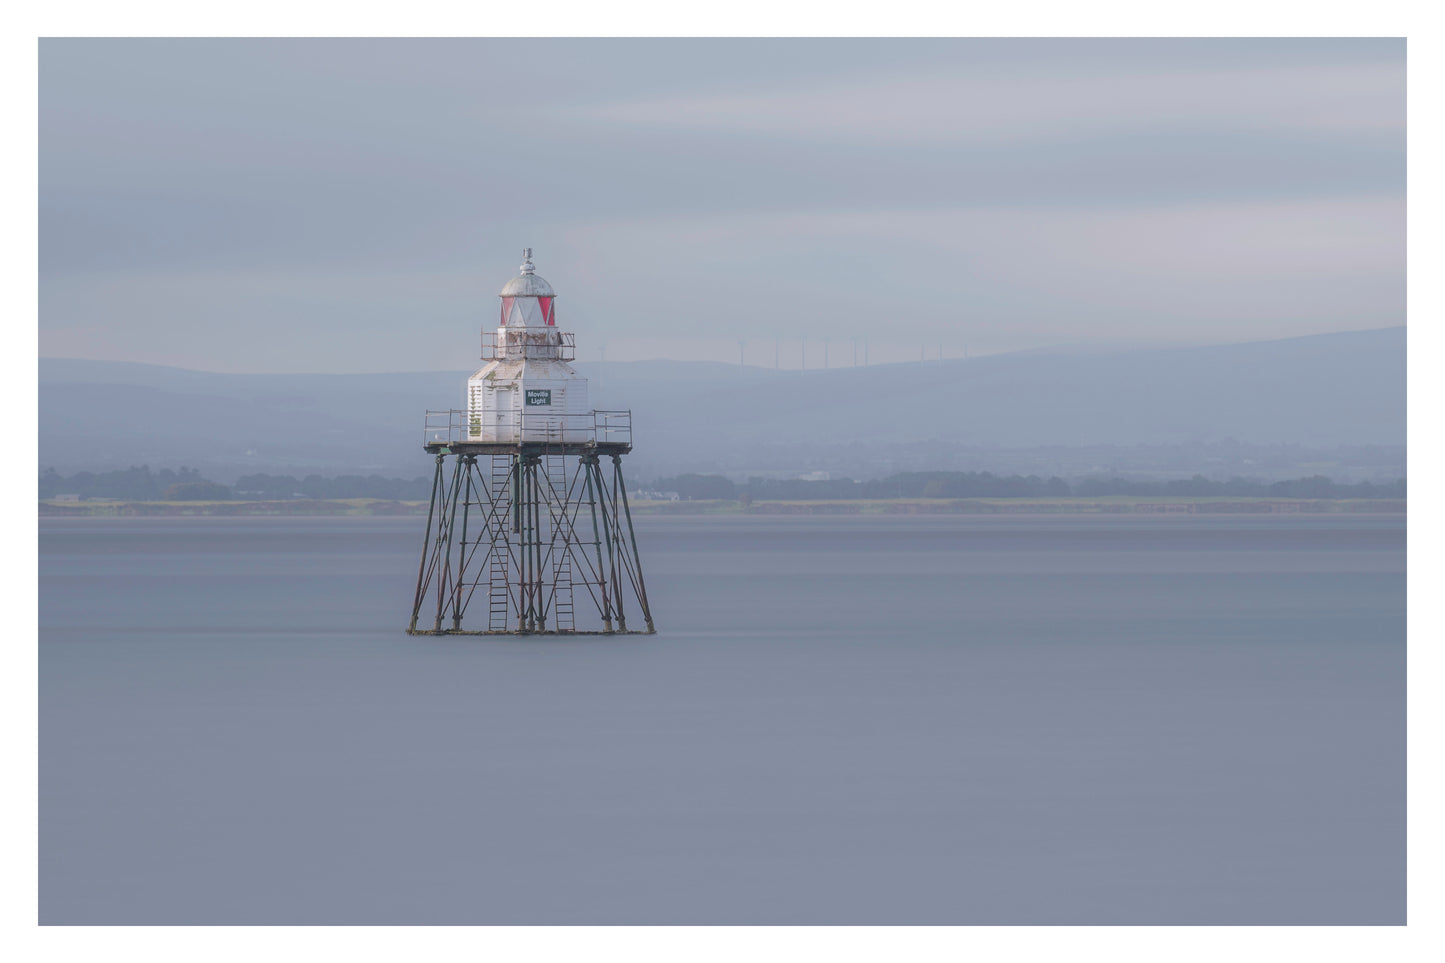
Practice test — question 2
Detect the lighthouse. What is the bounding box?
[408,249,655,636]
[467,249,591,443]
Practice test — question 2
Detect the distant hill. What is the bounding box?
[40,327,1405,482]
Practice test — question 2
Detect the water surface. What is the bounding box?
[39,514,1405,923]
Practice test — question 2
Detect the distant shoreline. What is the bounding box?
[39,496,1406,517]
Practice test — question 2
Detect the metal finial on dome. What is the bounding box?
[499,250,555,297]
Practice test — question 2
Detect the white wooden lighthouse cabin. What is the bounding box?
[467,249,590,443]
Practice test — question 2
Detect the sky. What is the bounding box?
[38,38,1405,373]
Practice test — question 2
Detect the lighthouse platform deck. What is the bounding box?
[421,408,633,456]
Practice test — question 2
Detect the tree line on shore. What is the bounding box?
[39,468,436,502]
[646,471,1407,501]
[41,466,1406,503]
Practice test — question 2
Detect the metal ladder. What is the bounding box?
[487,455,513,632]
[552,548,575,632]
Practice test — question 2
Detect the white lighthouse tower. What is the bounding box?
[468,248,590,442]
[410,248,654,636]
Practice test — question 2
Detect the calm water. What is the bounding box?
[39,514,1405,924]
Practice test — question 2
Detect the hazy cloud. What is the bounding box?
[588,63,1405,144]
[39,39,1404,372]
[559,196,1403,349]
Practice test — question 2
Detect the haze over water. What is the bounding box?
[39,514,1404,924]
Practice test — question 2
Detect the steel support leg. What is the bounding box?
[582,455,613,632]
[408,452,446,634]
[614,454,656,633]
[451,455,475,630]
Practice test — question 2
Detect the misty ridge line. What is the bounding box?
[38,326,1405,485]
[36,323,1405,378]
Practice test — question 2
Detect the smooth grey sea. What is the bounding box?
[38,514,1405,924]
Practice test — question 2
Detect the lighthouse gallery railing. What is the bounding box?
[424,408,632,447]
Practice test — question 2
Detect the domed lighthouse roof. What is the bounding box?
[499,248,555,297]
